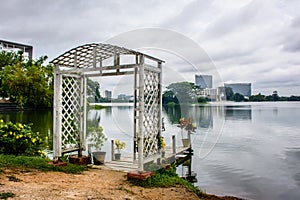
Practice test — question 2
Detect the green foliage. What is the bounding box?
[232,93,245,102]
[130,164,206,198]
[0,51,21,70]
[249,93,266,101]
[225,87,234,100]
[88,126,107,150]
[165,82,199,104]
[86,79,101,103]
[0,154,86,174]
[0,120,46,156]
[0,192,15,200]
[0,52,53,108]
[162,90,179,105]
[197,97,208,103]
[114,139,126,153]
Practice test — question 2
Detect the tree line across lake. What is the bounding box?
[1,51,299,108]
[162,82,300,105]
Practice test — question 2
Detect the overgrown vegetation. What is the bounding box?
[0,154,86,174]
[130,164,206,198]
[0,51,53,108]
[0,120,47,156]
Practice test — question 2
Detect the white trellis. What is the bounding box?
[51,43,163,171]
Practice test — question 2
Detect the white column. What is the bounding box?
[138,55,145,171]
[53,66,62,161]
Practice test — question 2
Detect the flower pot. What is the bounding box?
[93,151,106,165]
[114,153,121,161]
[182,139,190,147]
[69,155,91,165]
[161,151,166,158]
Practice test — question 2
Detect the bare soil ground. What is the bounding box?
[0,167,243,200]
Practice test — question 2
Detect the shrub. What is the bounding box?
[0,120,46,156]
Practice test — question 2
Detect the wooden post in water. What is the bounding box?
[111,140,115,161]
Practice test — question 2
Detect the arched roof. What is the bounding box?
[50,43,163,68]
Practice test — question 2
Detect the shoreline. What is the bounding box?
[0,165,245,200]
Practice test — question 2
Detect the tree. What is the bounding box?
[166,82,199,104]
[0,51,22,70]
[225,87,234,101]
[162,90,178,105]
[0,54,54,108]
[249,93,266,102]
[232,93,245,102]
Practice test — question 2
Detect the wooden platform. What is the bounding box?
[104,145,191,172]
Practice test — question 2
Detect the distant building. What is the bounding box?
[0,39,33,60]
[217,86,226,101]
[117,94,133,101]
[104,90,112,101]
[195,75,212,89]
[224,83,251,97]
[202,88,217,101]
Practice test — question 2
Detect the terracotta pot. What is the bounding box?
[69,155,91,165]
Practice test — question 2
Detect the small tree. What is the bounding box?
[88,126,107,150]
[114,140,126,153]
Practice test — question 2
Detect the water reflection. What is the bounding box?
[1,102,300,200]
[225,105,252,121]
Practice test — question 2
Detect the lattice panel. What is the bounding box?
[143,69,160,157]
[51,43,139,68]
[61,75,81,151]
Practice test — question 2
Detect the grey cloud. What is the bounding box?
[1,0,300,95]
[282,16,300,52]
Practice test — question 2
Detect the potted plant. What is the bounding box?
[160,136,166,158]
[88,126,107,165]
[114,140,126,160]
[178,117,196,147]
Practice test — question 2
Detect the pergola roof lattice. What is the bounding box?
[51,43,163,68]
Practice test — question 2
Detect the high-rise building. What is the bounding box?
[0,39,33,60]
[224,83,251,97]
[195,75,213,89]
[104,90,112,101]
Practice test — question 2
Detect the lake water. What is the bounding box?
[1,102,300,200]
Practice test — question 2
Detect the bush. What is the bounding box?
[0,120,46,156]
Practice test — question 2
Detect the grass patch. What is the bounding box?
[0,154,86,174]
[89,104,106,110]
[0,192,15,200]
[129,164,206,198]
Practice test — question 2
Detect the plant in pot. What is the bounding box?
[160,136,166,158]
[88,126,107,165]
[114,140,126,161]
[178,117,196,147]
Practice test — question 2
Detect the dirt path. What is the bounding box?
[0,167,242,200]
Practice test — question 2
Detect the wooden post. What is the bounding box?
[133,55,138,161]
[111,140,115,161]
[188,132,191,148]
[172,135,176,154]
[158,62,162,153]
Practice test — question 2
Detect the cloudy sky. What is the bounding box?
[1,0,300,96]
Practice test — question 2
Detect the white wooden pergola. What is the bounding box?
[50,43,163,171]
